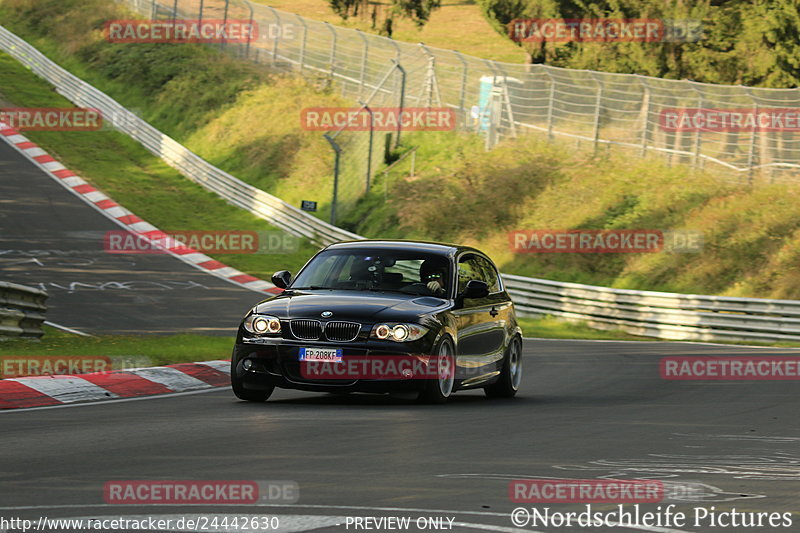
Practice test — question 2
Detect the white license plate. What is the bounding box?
[299,347,343,362]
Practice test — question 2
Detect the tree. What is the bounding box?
[327,0,442,37]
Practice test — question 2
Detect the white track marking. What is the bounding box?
[0,387,228,414]
[200,360,231,374]
[10,376,118,403]
[127,367,208,391]
[43,320,94,337]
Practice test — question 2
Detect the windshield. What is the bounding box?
[291,249,451,297]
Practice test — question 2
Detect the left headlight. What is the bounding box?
[370,323,429,342]
[243,313,282,335]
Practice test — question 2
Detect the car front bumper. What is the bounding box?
[232,336,439,394]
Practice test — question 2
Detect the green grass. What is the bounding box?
[0,52,319,280]
[346,130,800,300]
[516,316,654,342]
[4,1,800,299]
[250,0,526,63]
[5,0,800,352]
[0,327,234,366]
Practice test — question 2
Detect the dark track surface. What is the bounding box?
[2,340,799,532]
[0,137,265,335]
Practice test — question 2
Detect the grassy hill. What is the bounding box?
[3,0,800,300]
[251,0,526,63]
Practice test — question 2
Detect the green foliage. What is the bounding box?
[326,0,442,36]
[0,328,235,365]
[476,0,800,88]
[5,0,800,301]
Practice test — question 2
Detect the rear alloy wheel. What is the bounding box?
[485,336,522,398]
[231,356,275,402]
[418,337,455,404]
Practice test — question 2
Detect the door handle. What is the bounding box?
[489,307,499,317]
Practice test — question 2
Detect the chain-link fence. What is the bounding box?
[117,0,800,193]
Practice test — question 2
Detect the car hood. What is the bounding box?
[254,290,449,322]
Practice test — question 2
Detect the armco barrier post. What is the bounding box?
[219,0,229,50]
[745,89,759,185]
[267,6,281,66]
[590,71,603,155]
[245,3,254,59]
[361,102,374,193]
[296,14,307,74]
[356,30,369,98]
[691,83,703,169]
[393,60,406,149]
[389,39,402,106]
[639,77,651,156]
[323,133,341,225]
[454,50,468,125]
[543,68,555,141]
[325,22,337,83]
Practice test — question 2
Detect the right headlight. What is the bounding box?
[370,323,429,342]
[243,313,282,336]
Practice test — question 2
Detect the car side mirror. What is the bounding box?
[271,270,292,289]
[462,279,489,299]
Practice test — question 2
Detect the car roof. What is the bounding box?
[324,239,486,259]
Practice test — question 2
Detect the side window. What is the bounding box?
[474,256,501,293]
[457,254,501,294]
[457,255,481,294]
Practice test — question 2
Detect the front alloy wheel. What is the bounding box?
[418,337,455,404]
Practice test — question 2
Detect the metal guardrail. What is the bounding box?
[124,0,800,184]
[0,282,47,339]
[3,24,800,343]
[504,275,800,343]
[0,25,358,248]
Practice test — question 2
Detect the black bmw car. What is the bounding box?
[231,240,523,403]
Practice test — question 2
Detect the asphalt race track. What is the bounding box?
[0,139,268,335]
[2,340,799,532]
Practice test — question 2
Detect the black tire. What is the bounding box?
[418,336,456,404]
[232,376,274,402]
[231,353,274,402]
[485,335,522,398]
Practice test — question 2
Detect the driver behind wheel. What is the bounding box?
[420,259,448,296]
